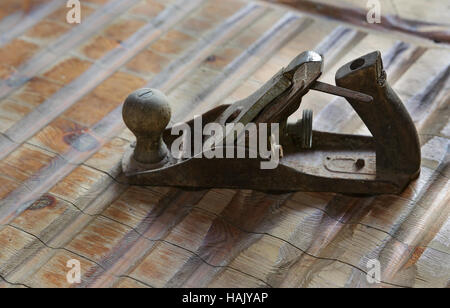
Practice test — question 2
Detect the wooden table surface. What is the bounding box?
[0,0,448,288]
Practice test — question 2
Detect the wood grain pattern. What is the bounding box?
[0,0,62,47]
[264,0,450,44]
[0,0,448,288]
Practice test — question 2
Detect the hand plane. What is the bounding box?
[121,51,421,194]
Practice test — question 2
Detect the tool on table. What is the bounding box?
[121,51,421,194]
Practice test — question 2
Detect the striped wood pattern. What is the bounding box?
[0,0,448,288]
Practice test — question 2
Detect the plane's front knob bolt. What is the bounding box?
[122,88,171,164]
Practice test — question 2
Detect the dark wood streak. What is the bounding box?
[382,41,409,68]
[315,26,353,55]
[386,45,426,85]
[314,26,366,70]
[266,0,450,44]
[407,64,450,122]
[28,194,56,210]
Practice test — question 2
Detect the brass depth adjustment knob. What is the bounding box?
[122,88,171,165]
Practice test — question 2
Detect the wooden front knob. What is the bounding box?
[122,88,171,164]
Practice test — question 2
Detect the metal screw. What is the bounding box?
[300,109,313,149]
[288,109,313,149]
[355,158,365,169]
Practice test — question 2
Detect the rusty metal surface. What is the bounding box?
[0,0,448,288]
[122,50,421,194]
